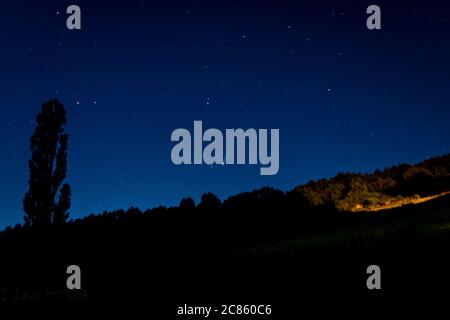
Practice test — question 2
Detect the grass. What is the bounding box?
[228,194,450,260]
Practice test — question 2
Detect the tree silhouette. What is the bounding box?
[179,197,196,211]
[23,99,71,227]
[197,193,221,211]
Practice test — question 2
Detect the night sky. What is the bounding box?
[1,0,449,228]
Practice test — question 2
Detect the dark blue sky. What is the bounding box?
[1,0,449,228]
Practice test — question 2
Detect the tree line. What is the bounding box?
[10,99,450,232]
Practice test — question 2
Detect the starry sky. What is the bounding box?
[1,0,449,228]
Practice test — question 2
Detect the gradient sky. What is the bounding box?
[1,0,449,228]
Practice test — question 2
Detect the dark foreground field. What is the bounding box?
[1,194,449,314]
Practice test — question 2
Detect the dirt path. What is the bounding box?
[351,191,450,212]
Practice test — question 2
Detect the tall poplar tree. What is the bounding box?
[23,99,71,226]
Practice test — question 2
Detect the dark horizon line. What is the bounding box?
[2,151,449,232]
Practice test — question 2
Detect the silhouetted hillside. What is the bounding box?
[1,153,450,302]
[4,153,448,235]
